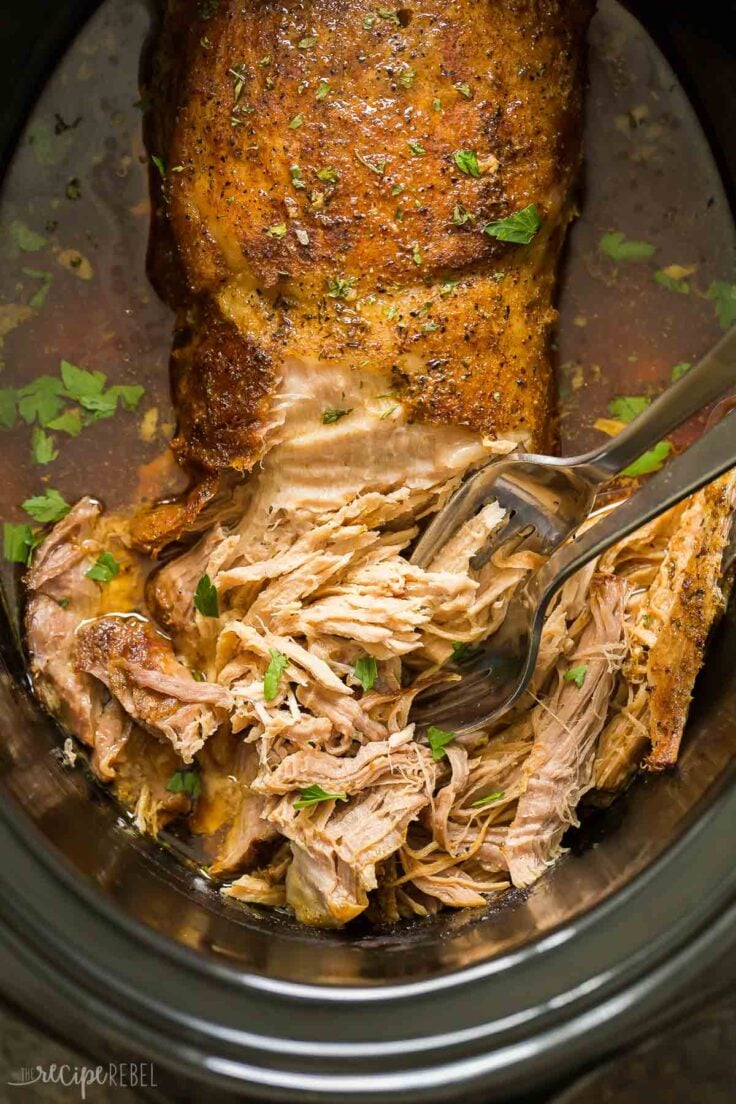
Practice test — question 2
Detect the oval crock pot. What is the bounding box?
[1,1,735,1100]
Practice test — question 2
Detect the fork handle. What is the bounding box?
[574,325,736,481]
[526,409,736,619]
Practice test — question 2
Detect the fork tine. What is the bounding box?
[411,457,515,568]
[469,515,535,571]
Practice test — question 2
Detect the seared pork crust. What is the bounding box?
[137,0,593,547]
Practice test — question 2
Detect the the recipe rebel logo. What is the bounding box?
[7,1062,158,1098]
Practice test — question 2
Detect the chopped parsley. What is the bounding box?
[607,395,651,423]
[599,231,656,263]
[85,551,120,584]
[9,219,47,253]
[31,427,57,465]
[288,113,304,130]
[671,361,691,382]
[191,669,206,682]
[363,13,376,28]
[377,8,401,23]
[326,274,356,298]
[440,279,459,296]
[3,522,39,565]
[194,573,219,617]
[293,784,348,809]
[621,441,672,477]
[266,223,288,239]
[427,726,456,760]
[322,407,353,424]
[453,149,481,177]
[263,648,289,701]
[452,204,473,227]
[484,204,542,245]
[451,641,470,661]
[564,663,588,689]
[432,97,442,112]
[471,789,506,808]
[412,244,423,265]
[399,66,416,89]
[708,280,736,330]
[298,35,317,48]
[0,388,16,428]
[354,655,378,691]
[21,488,70,523]
[317,166,338,183]
[654,269,690,294]
[316,80,331,101]
[17,375,65,426]
[23,267,54,310]
[454,82,472,99]
[150,154,166,178]
[290,164,306,190]
[166,770,202,799]
[408,140,426,156]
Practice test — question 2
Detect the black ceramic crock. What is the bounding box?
[0,1,734,1100]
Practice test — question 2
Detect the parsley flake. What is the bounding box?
[293,784,348,809]
[85,551,120,584]
[290,164,306,190]
[326,274,356,298]
[288,113,304,130]
[0,388,16,429]
[265,223,288,239]
[3,522,39,565]
[599,232,656,263]
[621,441,672,477]
[354,655,378,691]
[654,269,690,295]
[264,648,289,701]
[607,395,651,423]
[399,66,416,89]
[316,80,331,101]
[408,140,426,156]
[194,573,219,617]
[451,204,473,226]
[453,149,481,177]
[31,427,57,465]
[708,280,736,330]
[427,725,456,760]
[22,488,70,523]
[471,789,506,808]
[454,82,472,99]
[377,8,401,23]
[484,204,542,245]
[17,375,65,427]
[671,362,691,382]
[317,166,338,183]
[298,35,317,48]
[564,663,588,689]
[150,154,166,178]
[432,98,442,112]
[322,407,353,424]
[166,770,202,799]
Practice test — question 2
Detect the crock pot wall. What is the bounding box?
[0,0,735,1099]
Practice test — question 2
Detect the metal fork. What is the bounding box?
[410,326,736,732]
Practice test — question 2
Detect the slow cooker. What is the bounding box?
[0,0,734,1099]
